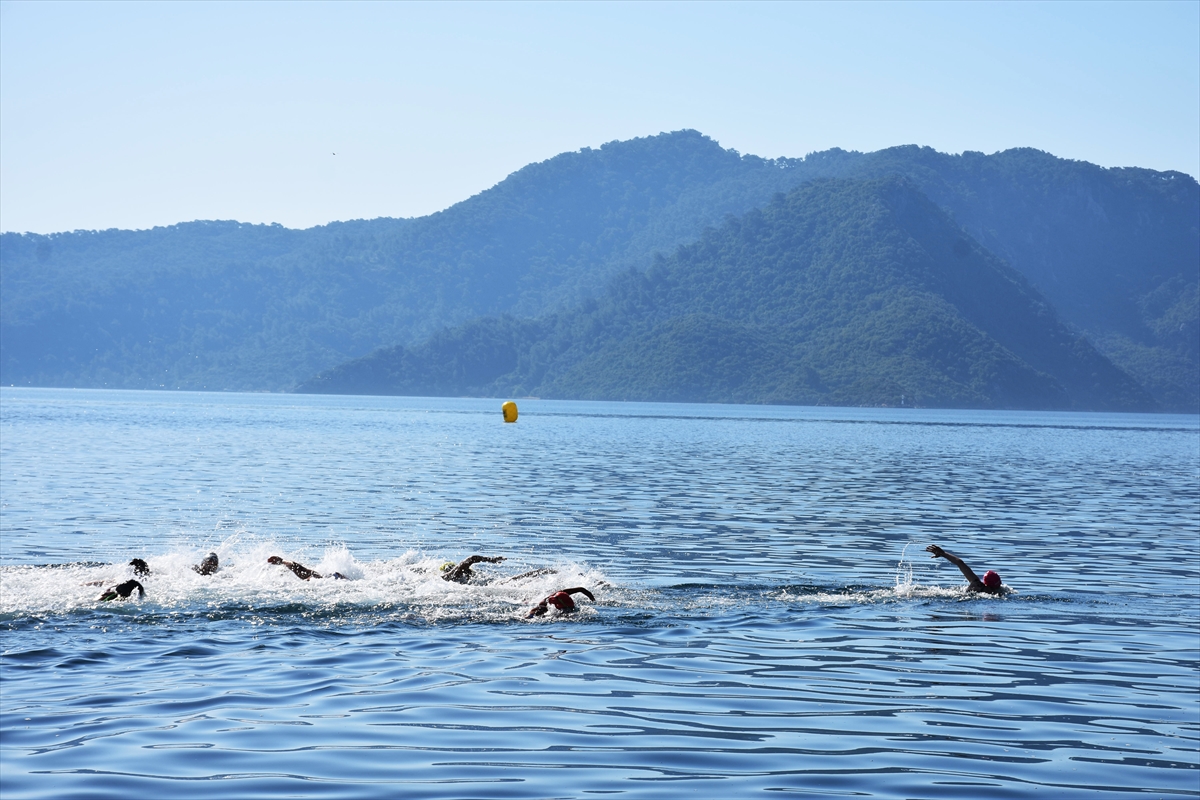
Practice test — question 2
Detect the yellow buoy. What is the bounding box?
[502,400,518,423]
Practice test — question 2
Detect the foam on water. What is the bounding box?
[0,541,612,622]
[1,541,1004,624]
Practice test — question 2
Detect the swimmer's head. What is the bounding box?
[267,556,284,565]
[440,561,456,573]
[129,558,150,577]
[982,570,1002,590]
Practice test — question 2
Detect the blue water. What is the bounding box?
[1,388,1197,798]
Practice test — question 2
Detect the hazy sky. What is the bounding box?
[2,0,1197,234]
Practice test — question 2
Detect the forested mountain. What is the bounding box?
[820,147,1199,409]
[2,130,1196,409]
[1,131,821,390]
[299,178,1152,411]
[1,221,356,390]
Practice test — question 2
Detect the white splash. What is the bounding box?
[0,537,609,620]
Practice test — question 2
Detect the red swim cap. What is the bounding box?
[983,570,1002,589]
[547,591,576,611]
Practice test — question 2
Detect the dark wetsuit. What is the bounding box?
[268,556,345,580]
[193,553,219,575]
[502,567,558,583]
[99,579,145,601]
[442,555,505,584]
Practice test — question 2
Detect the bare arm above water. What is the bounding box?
[925,545,986,592]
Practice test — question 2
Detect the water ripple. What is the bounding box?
[1,390,1197,798]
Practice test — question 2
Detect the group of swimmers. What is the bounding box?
[92,549,603,616]
[92,552,218,601]
[91,557,150,601]
[93,551,336,600]
[435,555,596,615]
[92,542,1005,614]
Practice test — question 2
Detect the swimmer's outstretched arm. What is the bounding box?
[502,567,557,583]
[464,555,506,566]
[268,556,321,580]
[442,554,505,583]
[926,545,985,591]
[562,587,595,601]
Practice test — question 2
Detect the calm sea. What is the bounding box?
[1,388,1197,799]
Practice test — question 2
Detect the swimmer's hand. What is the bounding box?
[926,545,946,559]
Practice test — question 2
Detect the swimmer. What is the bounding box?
[926,544,1004,594]
[193,552,219,575]
[501,567,558,583]
[527,587,595,617]
[83,558,150,586]
[99,579,144,602]
[441,554,505,584]
[267,555,345,580]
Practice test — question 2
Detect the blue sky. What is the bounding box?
[2,0,1197,233]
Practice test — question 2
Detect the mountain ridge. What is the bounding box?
[298,177,1153,412]
[2,130,1195,409]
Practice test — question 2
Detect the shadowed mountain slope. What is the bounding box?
[827,147,1198,409]
[299,178,1153,412]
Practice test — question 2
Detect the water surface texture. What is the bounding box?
[2,388,1197,798]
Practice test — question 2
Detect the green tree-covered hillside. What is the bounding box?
[2,130,1195,408]
[300,178,1153,412]
[826,147,1199,409]
[1,131,819,390]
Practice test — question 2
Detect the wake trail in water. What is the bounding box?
[2,537,1030,623]
[0,538,610,621]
